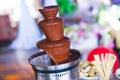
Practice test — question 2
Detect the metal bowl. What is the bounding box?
[28,49,82,80]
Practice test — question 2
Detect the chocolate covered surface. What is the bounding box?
[37,37,70,63]
[37,6,70,63]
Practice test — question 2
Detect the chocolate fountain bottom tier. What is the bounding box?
[29,49,81,70]
[28,49,81,80]
[37,37,70,63]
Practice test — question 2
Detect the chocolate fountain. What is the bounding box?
[29,6,81,80]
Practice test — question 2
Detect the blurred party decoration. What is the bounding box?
[76,0,102,22]
[98,4,120,58]
[64,22,98,51]
[0,15,15,41]
[110,0,120,5]
[0,15,16,47]
[98,5,120,31]
[10,0,43,49]
[56,0,77,15]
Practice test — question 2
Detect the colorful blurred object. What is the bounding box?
[10,0,43,49]
[98,5,120,31]
[56,0,77,15]
[0,15,15,41]
[87,46,119,73]
[0,14,17,47]
[110,0,120,5]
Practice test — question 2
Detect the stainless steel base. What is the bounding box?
[29,49,81,80]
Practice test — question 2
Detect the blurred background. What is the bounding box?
[0,0,120,80]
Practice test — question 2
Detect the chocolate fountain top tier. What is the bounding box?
[39,6,64,41]
[39,6,58,20]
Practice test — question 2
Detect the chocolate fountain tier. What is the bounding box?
[39,6,64,41]
[37,37,70,64]
[39,6,58,20]
[38,18,63,41]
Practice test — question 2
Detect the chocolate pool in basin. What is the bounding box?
[28,6,81,80]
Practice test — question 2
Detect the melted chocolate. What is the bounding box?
[37,6,70,63]
[39,6,63,41]
[37,37,70,63]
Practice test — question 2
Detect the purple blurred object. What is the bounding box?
[111,0,120,4]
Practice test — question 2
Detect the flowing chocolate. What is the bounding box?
[37,37,70,63]
[37,6,70,63]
